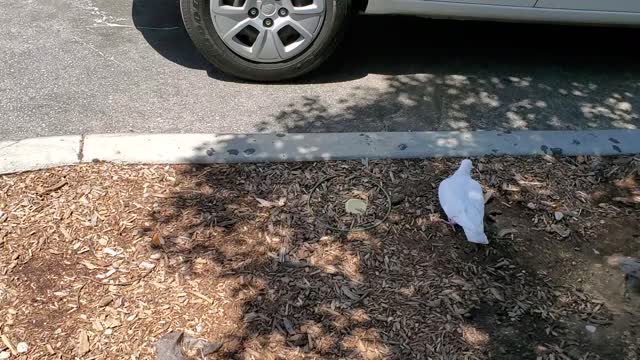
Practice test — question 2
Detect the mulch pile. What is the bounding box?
[0,156,639,359]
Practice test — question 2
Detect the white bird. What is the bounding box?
[438,159,489,244]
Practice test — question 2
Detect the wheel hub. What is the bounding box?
[210,0,327,63]
[260,1,277,16]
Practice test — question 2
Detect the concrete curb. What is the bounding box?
[0,136,81,174]
[2,130,639,174]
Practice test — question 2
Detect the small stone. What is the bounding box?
[554,211,564,221]
[104,329,113,335]
[139,261,155,271]
[526,202,537,210]
[150,253,162,260]
[585,325,597,333]
[0,351,10,359]
[16,343,28,353]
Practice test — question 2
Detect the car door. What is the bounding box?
[535,0,640,12]
[436,0,536,6]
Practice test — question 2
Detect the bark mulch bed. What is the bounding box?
[0,156,639,359]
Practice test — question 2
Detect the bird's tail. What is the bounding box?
[463,227,489,245]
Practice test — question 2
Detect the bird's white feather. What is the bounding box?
[438,159,488,244]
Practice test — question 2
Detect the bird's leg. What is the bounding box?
[437,217,457,231]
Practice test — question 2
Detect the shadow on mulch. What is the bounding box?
[148,157,640,359]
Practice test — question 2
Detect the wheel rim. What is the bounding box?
[210,0,326,63]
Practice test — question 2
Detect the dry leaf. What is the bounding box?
[151,232,164,248]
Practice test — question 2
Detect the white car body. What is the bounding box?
[364,0,640,25]
[184,0,640,80]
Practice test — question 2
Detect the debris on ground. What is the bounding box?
[0,156,639,359]
[155,331,223,360]
[16,342,28,353]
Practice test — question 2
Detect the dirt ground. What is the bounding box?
[1,156,639,359]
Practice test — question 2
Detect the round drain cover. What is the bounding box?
[345,198,367,215]
[308,175,391,232]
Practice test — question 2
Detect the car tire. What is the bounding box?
[180,0,353,82]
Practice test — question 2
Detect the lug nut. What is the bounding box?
[263,18,274,27]
[248,8,259,18]
[278,8,289,17]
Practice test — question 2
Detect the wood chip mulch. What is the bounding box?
[0,156,639,359]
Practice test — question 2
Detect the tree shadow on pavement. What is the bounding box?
[132,3,640,132]
[259,17,640,132]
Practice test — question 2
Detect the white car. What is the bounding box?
[180,0,640,81]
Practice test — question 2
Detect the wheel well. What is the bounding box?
[354,0,368,13]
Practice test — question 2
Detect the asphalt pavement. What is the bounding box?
[1,0,640,141]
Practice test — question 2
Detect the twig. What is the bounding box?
[351,290,372,306]
[88,269,154,286]
[39,179,68,194]
[191,291,214,304]
[1,335,17,355]
[76,282,87,309]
